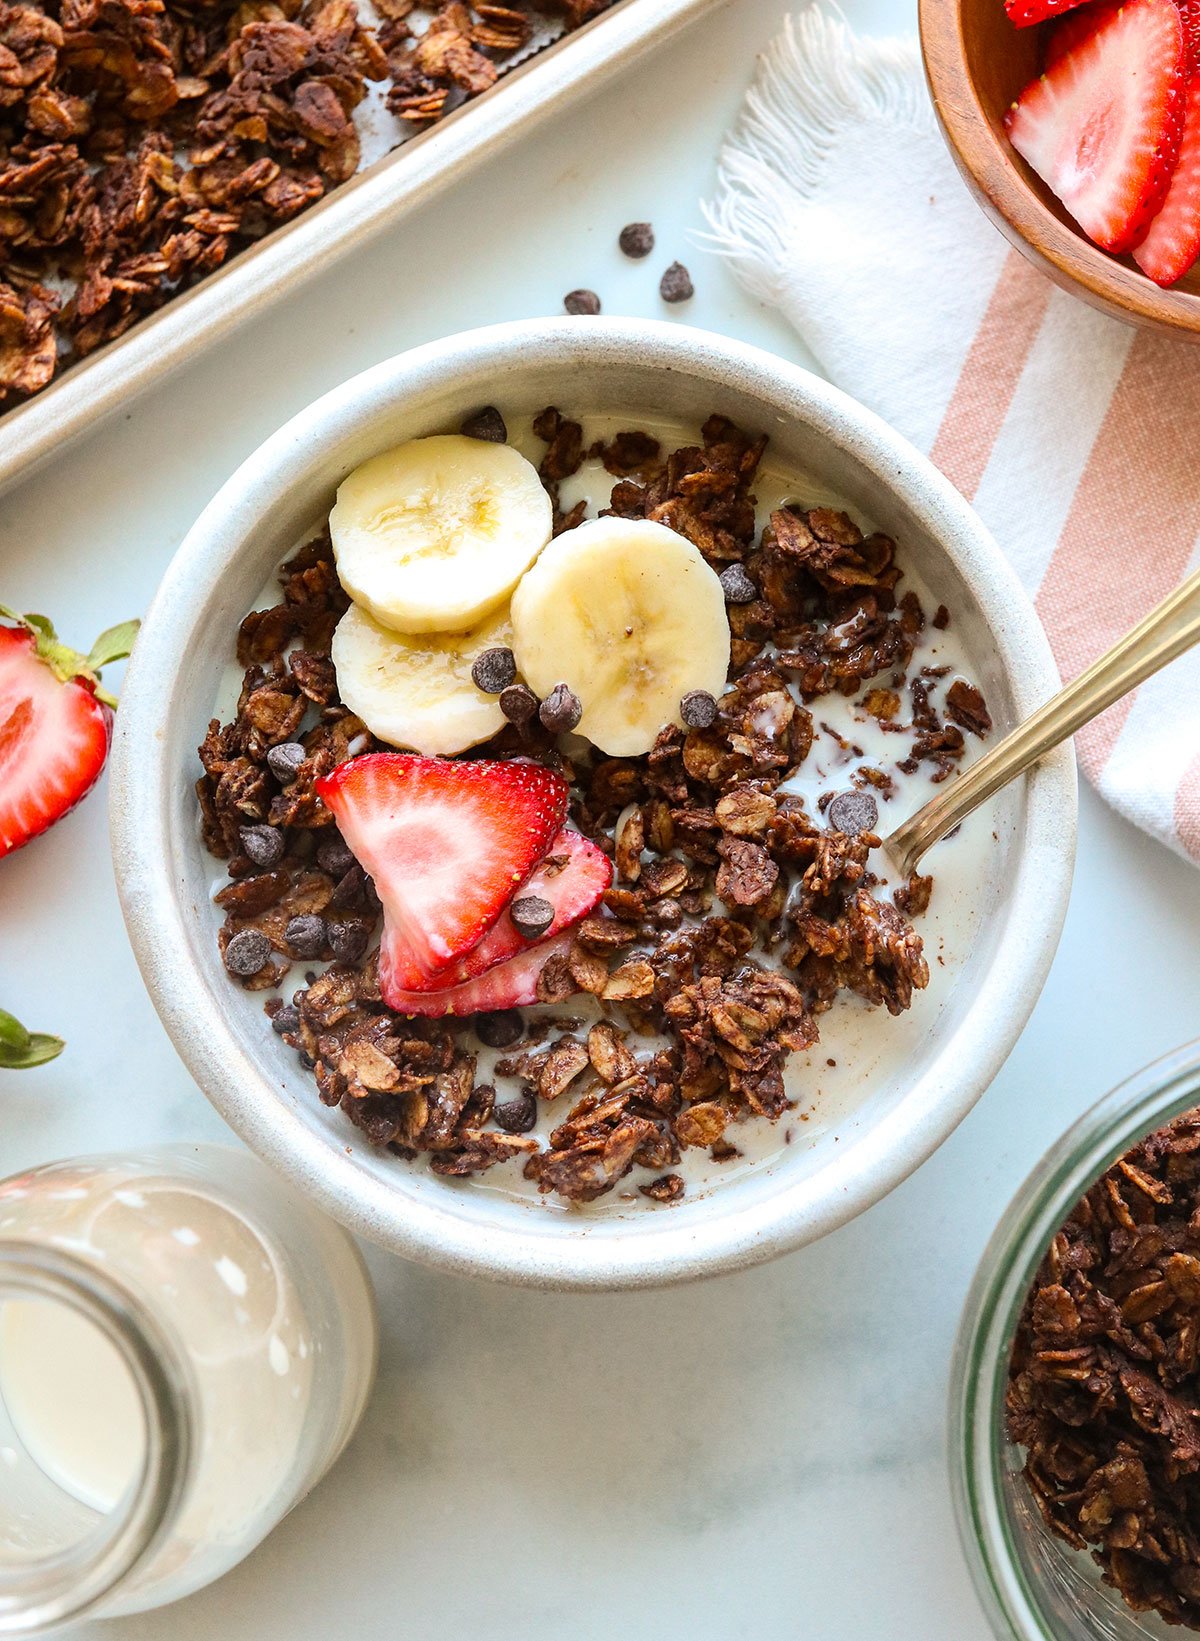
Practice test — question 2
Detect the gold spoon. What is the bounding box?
[884,566,1200,880]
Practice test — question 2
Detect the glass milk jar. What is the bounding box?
[0,1144,378,1631]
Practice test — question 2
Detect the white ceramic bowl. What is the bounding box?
[110,317,1076,1290]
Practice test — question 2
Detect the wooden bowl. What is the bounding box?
[919,0,1200,337]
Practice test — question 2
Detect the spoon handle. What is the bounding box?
[884,565,1200,880]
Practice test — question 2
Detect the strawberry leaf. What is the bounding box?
[87,619,140,672]
[0,1009,63,1069]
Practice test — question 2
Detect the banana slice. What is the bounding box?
[510,517,730,757]
[330,434,552,634]
[331,601,513,757]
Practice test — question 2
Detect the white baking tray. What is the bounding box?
[0,0,723,496]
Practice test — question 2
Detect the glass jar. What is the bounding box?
[951,1041,1200,1641]
[0,1144,378,1633]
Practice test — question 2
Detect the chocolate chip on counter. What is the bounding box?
[828,791,880,837]
[659,261,694,303]
[239,824,285,868]
[327,920,369,964]
[618,221,654,258]
[680,689,718,729]
[499,683,539,725]
[471,646,517,694]
[271,1003,301,1036]
[539,683,582,734]
[494,1091,538,1134]
[474,1010,524,1048]
[285,914,326,959]
[267,742,306,784]
[718,563,757,604]
[224,929,271,977]
[510,896,554,940]
[460,405,507,443]
[564,288,601,316]
[316,833,355,878]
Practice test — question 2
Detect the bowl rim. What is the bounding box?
[918,0,1200,338]
[109,315,1077,1290]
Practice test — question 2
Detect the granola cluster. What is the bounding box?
[1009,1109,1200,1629]
[0,0,609,409]
[197,409,991,1207]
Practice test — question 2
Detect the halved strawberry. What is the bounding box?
[1008,0,1092,33]
[386,931,575,1018]
[429,828,612,989]
[315,753,568,994]
[1006,0,1185,253]
[1045,1,1118,66]
[1135,75,1200,280]
[1176,0,1200,69]
[0,608,138,859]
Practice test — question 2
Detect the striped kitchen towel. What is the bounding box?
[704,5,1200,864]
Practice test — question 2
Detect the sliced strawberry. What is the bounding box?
[1006,0,1185,253]
[315,753,568,993]
[1008,0,1092,33]
[1176,0,1200,69]
[0,610,138,860]
[386,931,574,1018]
[1045,1,1119,66]
[1135,75,1200,280]
[428,828,612,990]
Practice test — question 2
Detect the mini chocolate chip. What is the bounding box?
[539,683,582,734]
[680,689,718,729]
[494,1091,538,1134]
[471,646,517,694]
[499,683,539,725]
[224,929,271,977]
[317,833,354,878]
[239,824,285,867]
[659,261,694,303]
[285,914,326,958]
[828,791,880,837]
[271,1003,301,1036]
[719,563,757,604]
[460,405,507,443]
[327,920,369,964]
[267,742,305,784]
[329,864,367,911]
[564,288,601,316]
[475,1010,524,1048]
[618,221,655,258]
[510,895,554,940]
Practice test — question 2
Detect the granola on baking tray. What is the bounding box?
[1008,1109,1200,1630]
[197,409,992,1208]
[0,0,612,409]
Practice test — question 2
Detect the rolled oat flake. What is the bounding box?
[224,929,271,977]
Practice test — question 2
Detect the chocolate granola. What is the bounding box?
[197,410,990,1207]
[1008,1109,1200,1629]
[0,0,613,411]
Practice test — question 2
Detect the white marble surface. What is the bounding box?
[2,0,1200,1634]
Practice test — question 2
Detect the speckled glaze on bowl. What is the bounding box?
[109,318,1076,1290]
